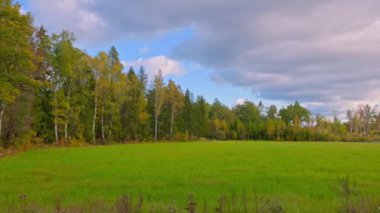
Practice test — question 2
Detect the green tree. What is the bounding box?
[266,105,278,119]
[165,80,184,140]
[0,0,36,144]
[120,67,149,141]
[105,46,125,141]
[210,99,234,140]
[233,101,261,139]
[153,70,165,142]
[182,89,194,139]
[68,53,93,142]
[137,66,150,139]
[32,26,55,143]
[50,31,79,143]
[279,101,311,126]
[192,96,209,138]
[94,48,126,143]
[93,52,108,143]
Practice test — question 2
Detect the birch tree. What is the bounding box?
[51,31,76,143]
[94,47,125,143]
[106,46,126,141]
[153,70,165,142]
[94,52,109,143]
[91,56,102,143]
[166,80,184,141]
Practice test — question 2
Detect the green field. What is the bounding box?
[1,142,380,212]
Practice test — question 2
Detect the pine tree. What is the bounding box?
[121,67,148,141]
[192,96,208,138]
[182,89,193,139]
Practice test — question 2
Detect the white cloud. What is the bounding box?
[123,55,185,79]
[19,6,27,14]
[235,98,246,106]
[29,0,107,44]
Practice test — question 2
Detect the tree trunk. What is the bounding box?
[135,111,138,141]
[101,113,105,143]
[64,122,68,143]
[54,94,59,144]
[109,114,113,141]
[155,114,158,142]
[170,104,174,141]
[65,87,71,144]
[93,93,97,144]
[0,103,6,139]
[154,88,160,142]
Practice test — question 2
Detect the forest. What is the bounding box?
[2,1,380,149]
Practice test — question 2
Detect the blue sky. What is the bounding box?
[19,0,380,114]
[94,26,260,108]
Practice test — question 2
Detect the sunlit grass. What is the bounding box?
[1,141,380,212]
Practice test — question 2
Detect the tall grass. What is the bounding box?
[12,179,380,213]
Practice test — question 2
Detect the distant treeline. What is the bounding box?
[1,1,380,148]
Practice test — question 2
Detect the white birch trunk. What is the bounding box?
[154,90,159,142]
[54,92,59,144]
[64,122,68,143]
[170,104,174,141]
[155,114,158,142]
[109,114,113,140]
[154,90,158,142]
[65,86,71,144]
[0,103,6,139]
[101,104,105,143]
[93,84,97,144]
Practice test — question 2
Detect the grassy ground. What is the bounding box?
[0,141,380,212]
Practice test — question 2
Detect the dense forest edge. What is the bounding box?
[1,0,380,151]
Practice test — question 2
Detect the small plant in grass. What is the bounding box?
[113,193,144,213]
[331,173,380,213]
[215,195,226,213]
[18,194,35,213]
[54,195,65,213]
[202,199,208,213]
[331,174,357,213]
[185,194,196,213]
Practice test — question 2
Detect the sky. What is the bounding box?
[19,0,380,116]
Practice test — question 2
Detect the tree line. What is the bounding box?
[1,1,380,147]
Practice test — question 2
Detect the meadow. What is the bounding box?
[1,141,380,212]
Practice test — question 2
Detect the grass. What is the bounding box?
[1,141,380,212]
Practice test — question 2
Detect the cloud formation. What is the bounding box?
[235,98,247,106]
[28,0,380,113]
[123,56,184,79]
[30,0,107,44]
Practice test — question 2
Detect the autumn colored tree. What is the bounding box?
[0,0,36,144]
[153,70,165,142]
[165,80,184,140]
[3,1,380,146]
